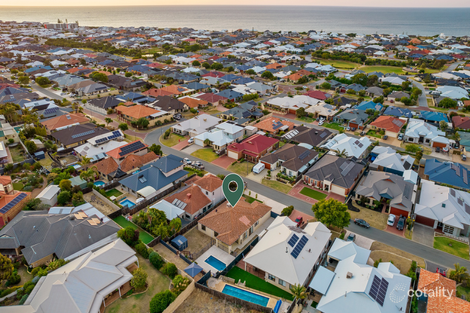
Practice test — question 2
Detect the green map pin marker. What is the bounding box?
[222,173,245,207]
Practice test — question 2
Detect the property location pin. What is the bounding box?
[222,173,245,207]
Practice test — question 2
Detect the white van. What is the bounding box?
[252,163,265,174]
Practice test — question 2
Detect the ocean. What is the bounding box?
[0,6,470,36]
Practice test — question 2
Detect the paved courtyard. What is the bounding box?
[172,138,190,151]
[413,224,434,247]
[212,155,236,169]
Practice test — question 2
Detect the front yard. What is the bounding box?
[160,133,186,147]
[226,267,294,300]
[261,178,292,194]
[190,148,219,162]
[227,162,253,177]
[370,241,425,274]
[105,254,170,313]
[299,187,327,200]
[323,122,344,131]
[366,130,383,139]
[242,194,263,204]
[113,216,154,244]
[433,236,470,260]
[296,116,316,123]
[348,201,388,230]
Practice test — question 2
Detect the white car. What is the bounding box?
[183,158,191,165]
[188,138,194,144]
[387,214,396,227]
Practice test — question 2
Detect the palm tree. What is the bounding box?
[290,284,307,300]
[336,149,349,158]
[449,263,469,284]
[72,102,78,113]
[80,167,98,182]
[79,156,92,167]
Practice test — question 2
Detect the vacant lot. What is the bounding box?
[323,122,344,131]
[370,241,425,274]
[106,255,170,313]
[299,187,327,200]
[191,148,219,162]
[113,216,154,244]
[160,133,186,147]
[359,66,405,75]
[317,59,359,70]
[434,237,469,260]
[262,178,292,194]
[348,202,388,230]
[227,162,253,177]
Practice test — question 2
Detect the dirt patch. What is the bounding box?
[154,243,192,271]
[349,202,388,230]
[83,192,118,215]
[370,241,425,274]
[184,227,214,256]
[174,288,262,313]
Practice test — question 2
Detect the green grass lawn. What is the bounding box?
[226,267,294,300]
[262,178,292,194]
[299,187,327,200]
[323,122,344,131]
[296,116,316,123]
[457,286,470,300]
[360,66,405,75]
[433,237,470,260]
[9,146,26,163]
[113,216,154,244]
[227,162,253,177]
[191,148,219,162]
[366,130,383,139]
[184,167,208,177]
[317,59,359,70]
[159,133,186,147]
[105,188,123,198]
[243,194,263,204]
[12,182,24,191]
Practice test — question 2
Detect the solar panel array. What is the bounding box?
[368,275,389,307]
[108,130,122,140]
[95,138,108,144]
[0,193,26,214]
[44,107,59,115]
[291,235,308,259]
[71,130,95,139]
[284,129,299,139]
[172,198,187,209]
[463,167,468,185]
[298,150,311,161]
[287,234,299,247]
[119,141,146,157]
[320,131,327,138]
[392,119,403,127]
[341,162,356,177]
[273,121,284,130]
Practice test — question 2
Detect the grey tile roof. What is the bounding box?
[261,144,318,172]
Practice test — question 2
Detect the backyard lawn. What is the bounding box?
[359,66,405,75]
[323,122,344,131]
[299,187,327,200]
[9,145,26,163]
[191,148,219,162]
[105,188,123,198]
[160,133,186,147]
[106,255,170,313]
[227,162,253,177]
[433,237,470,260]
[226,267,294,300]
[113,216,154,244]
[366,130,382,139]
[261,178,292,194]
[12,182,24,191]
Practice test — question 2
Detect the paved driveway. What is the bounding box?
[211,155,235,169]
[413,224,434,247]
[345,231,374,250]
[180,144,201,155]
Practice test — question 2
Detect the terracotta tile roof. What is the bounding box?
[106,140,148,159]
[370,116,405,133]
[254,117,295,133]
[119,152,159,173]
[303,90,328,100]
[199,200,271,245]
[196,93,228,103]
[228,134,279,154]
[165,185,211,215]
[286,73,304,81]
[265,63,284,70]
[193,174,222,192]
[94,157,118,175]
[452,115,470,129]
[418,269,470,313]
[41,113,89,131]
[178,97,208,108]
[116,104,161,119]
[160,85,190,95]
[143,88,174,97]
[0,176,12,185]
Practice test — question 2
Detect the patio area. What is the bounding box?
[195,246,235,273]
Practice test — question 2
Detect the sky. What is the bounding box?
[4,1,470,7]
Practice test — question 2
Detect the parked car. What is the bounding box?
[462,154,467,161]
[193,163,205,170]
[183,158,192,165]
[173,113,182,120]
[360,131,365,136]
[397,134,404,141]
[396,216,406,231]
[346,233,356,242]
[387,214,396,226]
[188,138,194,144]
[442,147,449,153]
[436,267,447,277]
[382,135,388,140]
[346,126,351,131]
[216,148,226,155]
[354,218,370,228]
[253,162,265,174]
[435,147,440,153]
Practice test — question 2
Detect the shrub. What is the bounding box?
[281,205,294,216]
[24,284,35,295]
[135,242,150,259]
[161,263,178,279]
[149,252,164,270]
[172,275,190,295]
[19,294,28,305]
[150,290,177,313]
[7,271,21,285]
[339,233,345,240]
[130,267,148,290]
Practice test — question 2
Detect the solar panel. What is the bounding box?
[291,235,308,259]
[71,130,95,139]
[298,150,311,161]
[358,143,363,148]
[288,234,299,247]
[340,162,349,171]
[112,130,121,136]
[392,119,403,127]
[44,107,59,115]
[368,275,381,300]
[96,138,108,144]
[463,168,468,185]
[354,140,360,145]
[465,203,470,214]
[376,278,389,307]
[458,198,463,206]
[320,132,327,138]
[450,189,456,197]
[341,162,356,177]
[119,141,146,157]
[273,121,284,130]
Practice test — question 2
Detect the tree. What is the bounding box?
[346,89,356,95]
[226,66,234,72]
[148,144,162,155]
[336,148,349,158]
[35,76,50,87]
[18,76,29,85]
[321,82,331,90]
[439,98,458,109]
[80,167,97,182]
[352,73,368,86]
[161,263,178,279]
[57,191,71,205]
[136,117,150,129]
[105,117,113,126]
[358,90,366,97]
[296,107,306,118]
[281,205,294,216]
[366,75,378,87]
[119,123,129,131]
[290,284,307,300]
[169,218,181,235]
[311,199,350,229]
[449,263,469,284]
[201,62,210,69]
[150,290,176,313]
[245,69,256,75]
[189,108,198,114]
[192,60,200,67]
[211,63,223,70]
[297,76,308,84]
[0,253,13,284]
[125,72,132,77]
[24,140,38,153]
[91,72,108,83]
[439,120,448,132]
[79,156,92,167]
[261,71,274,80]
[149,251,164,269]
[117,227,139,247]
[135,242,150,258]
[59,179,72,191]
[131,268,148,291]
[172,275,190,295]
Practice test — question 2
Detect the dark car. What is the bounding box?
[360,131,365,136]
[347,233,356,242]
[435,147,440,153]
[354,218,370,228]
[382,135,388,140]
[193,161,205,170]
[396,216,406,231]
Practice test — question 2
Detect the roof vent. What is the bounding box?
[187,193,191,199]
[346,272,353,279]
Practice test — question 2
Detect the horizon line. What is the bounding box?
[2,4,470,8]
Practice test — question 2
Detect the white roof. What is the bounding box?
[305,102,338,117]
[4,239,137,313]
[436,86,469,100]
[327,239,370,264]
[149,200,185,220]
[73,140,127,158]
[171,114,221,136]
[371,146,414,173]
[380,76,406,85]
[404,119,445,141]
[309,266,335,294]
[0,141,7,159]
[402,169,418,184]
[322,134,371,159]
[195,129,234,147]
[267,95,320,110]
[137,186,157,198]
[316,239,411,313]
[36,185,61,200]
[244,216,331,285]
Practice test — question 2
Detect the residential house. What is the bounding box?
[253,117,295,135]
[41,113,90,133]
[366,86,384,97]
[2,239,138,313]
[415,179,470,237]
[305,102,338,121]
[106,140,148,164]
[165,184,211,221]
[227,134,279,162]
[0,192,30,227]
[265,95,319,114]
[419,110,449,123]
[333,109,369,129]
[194,121,245,151]
[84,96,122,115]
[424,159,470,190]
[452,115,470,130]
[198,199,272,254]
[195,93,228,106]
[219,101,263,124]
[0,120,18,142]
[243,216,331,293]
[51,123,109,148]
[387,91,410,102]
[404,119,449,148]
[369,116,406,138]
[383,106,413,118]
[152,96,188,113]
[303,155,365,197]
[178,96,209,109]
[354,171,415,216]
[35,185,61,207]
[0,176,14,195]
[172,114,222,137]
[116,104,171,127]
[260,144,319,178]
[322,133,371,159]
[283,126,332,149]
[370,146,414,175]
[356,100,383,112]
[192,173,224,206]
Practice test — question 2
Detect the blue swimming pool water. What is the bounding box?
[94,181,105,187]
[205,255,226,271]
[222,285,269,307]
[120,199,135,207]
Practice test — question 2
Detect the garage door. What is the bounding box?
[228,150,239,160]
[260,161,271,170]
[390,207,409,218]
[416,214,435,227]
[194,138,205,147]
[432,142,446,148]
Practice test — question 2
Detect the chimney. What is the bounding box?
[315,131,318,135]
[346,272,353,279]
[187,193,191,199]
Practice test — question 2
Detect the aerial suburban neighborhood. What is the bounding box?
[1,18,470,313]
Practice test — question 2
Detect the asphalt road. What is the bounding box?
[31,83,64,100]
[411,80,428,108]
[443,61,464,73]
[145,125,470,270]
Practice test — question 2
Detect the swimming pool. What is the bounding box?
[222,285,269,307]
[205,255,226,271]
[120,199,136,207]
[94,181,105,187]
